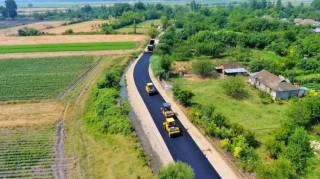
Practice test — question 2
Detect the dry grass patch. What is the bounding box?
[0,21,68,36]
[0,100,64,128]
[41,20,109,34]
[0,34,147,45]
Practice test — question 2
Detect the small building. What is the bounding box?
[249,69,299,100]
[215,62,247,76]
[294,18,319,26]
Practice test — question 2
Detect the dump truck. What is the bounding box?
[145,82,156,95]
[163,117,180,137]
[160,103,175,118]
[147,39,155,51]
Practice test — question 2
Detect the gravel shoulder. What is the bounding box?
[125,51,174,169]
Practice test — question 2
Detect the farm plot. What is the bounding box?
[0,21,67,36]
[41,20,109,34]
[116,19,162,34]
[0,42,135,54]
[0,56,95,101]
[0,126,55,178]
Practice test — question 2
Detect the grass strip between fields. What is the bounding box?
[0,42,135,54]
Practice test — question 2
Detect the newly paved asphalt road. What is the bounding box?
[133,52,221,179]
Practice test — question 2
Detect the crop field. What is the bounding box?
[41,20,109,34]
[0,21,68,36]
[0,42,135,54]
[0,35,147,46]
[0,126,55,178]
[170,76,288,142]
[0,56,95,101]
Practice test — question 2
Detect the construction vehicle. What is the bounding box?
[147,39,155,51]
[145,82,156,95]
[160,103,175,118]
[163,117,180,137]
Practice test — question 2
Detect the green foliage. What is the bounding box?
[257,158,297,179]
[249,60,270,73]
[97,68,123,89]
[157,161,195,179]
[0,56,94,101]
[221,76,249,99]
[150,55,171,79]
[17,27,40,36]
[85,87,132,135]
[172,86,194,107]
[62,28,74,35]
[297,59,319,71]
[5,0,17,19]
[0,42,135,54]
[160,15,168,29]
[191,60,214,76]
[281,127,313,175]
[286,96,320,127]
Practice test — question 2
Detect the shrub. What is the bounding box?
[62,29,74,35]
[172,86,194,107]
[221,76,249,99]
[97,68,123,89]
[17,27,40,36]
[191,60,214,76]
[157,161,195,179]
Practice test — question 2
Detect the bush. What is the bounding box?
[191,60,214,76]
[17,27,40,36]
[221,76,249,99]
[172,86,194,107]
[97,68,123,89]
[157,161,195,179]
[62,29,74,35]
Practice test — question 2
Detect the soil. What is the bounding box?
[41,20,109,34]
[0,21,68,36]
[0,34,147,45]
[53,119,67,179]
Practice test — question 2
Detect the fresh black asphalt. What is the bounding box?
[133,52,221,179]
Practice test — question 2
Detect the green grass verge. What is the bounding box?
[170,77,288,142]
[0,42,135,54]
[0,56,95,101]
[251,50,282,61]
[0,126,55,178]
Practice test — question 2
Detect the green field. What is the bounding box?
[0,126,55,178]
[116,19,162,34]
[0,42,135,54]
[251,50,282,61]
[171,77,288,142]
[0,56,95,101]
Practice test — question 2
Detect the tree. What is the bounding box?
[133,19,136,34]
[281,127,313,175]
[148,27,158,38]
[81,5,93,13]
[221,76,249,99]
[257,158,296,179]
[5,0,17,19]
[28,3,33,8]
[0,6,8,19]
[161,15,168,29]
[191,60,214,76]
[157,161,195,179]
[249,60,270,72]
[172,87,194,107]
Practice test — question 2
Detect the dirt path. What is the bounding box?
[53,119,67,179]
[126,50,174,168]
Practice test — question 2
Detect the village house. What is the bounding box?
[294,18,319,26]
[215,62,247,76]
[249,69,300,100]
